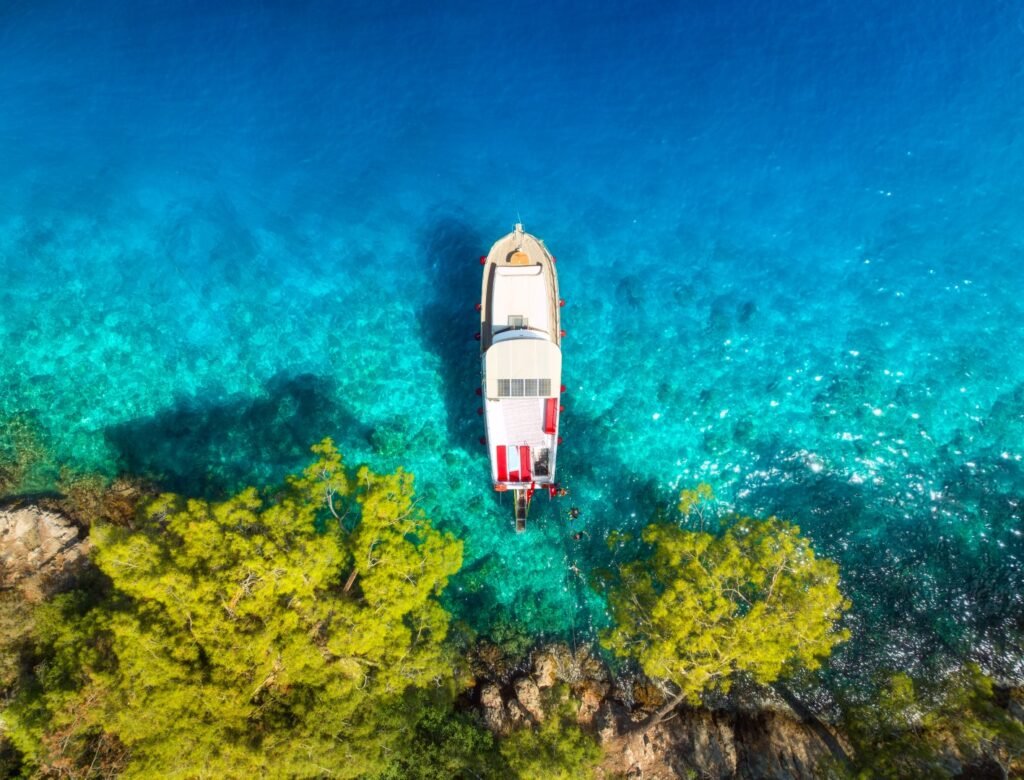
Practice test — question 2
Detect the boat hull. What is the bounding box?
[479,224,562,530]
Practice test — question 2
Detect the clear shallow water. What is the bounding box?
[2,0,1024,684]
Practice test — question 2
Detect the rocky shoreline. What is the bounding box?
[467,642,845,779]
[0,503,90,602]
[0,503,846,778]
[3,503,1018,779]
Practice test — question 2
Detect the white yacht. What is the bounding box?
[478,223,563,531]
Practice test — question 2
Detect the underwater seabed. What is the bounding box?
[3,0,1024,690]
[3,180,1024,690]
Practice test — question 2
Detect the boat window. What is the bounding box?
[495,378,553,398]
[507,315,528,329]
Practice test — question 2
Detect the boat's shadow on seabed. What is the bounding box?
[103,372,368,500]
[415,211,487,449]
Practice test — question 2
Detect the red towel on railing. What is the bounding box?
[543,398,558,433]
[496,445,508,481]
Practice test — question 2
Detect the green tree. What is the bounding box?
[602,515,849,728]
[6,439,463,778]
[375,707,507,780]
[843,665,1024,778]
[676,482,715,528]
[499,687,602,780]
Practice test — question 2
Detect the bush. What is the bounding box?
[499,686,602,780]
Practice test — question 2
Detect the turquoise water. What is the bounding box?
[2,1,1024,685]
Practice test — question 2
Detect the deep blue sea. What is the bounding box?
[2,0,1024,688]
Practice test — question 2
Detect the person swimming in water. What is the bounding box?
[568,506,580,520]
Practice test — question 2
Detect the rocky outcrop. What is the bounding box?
[597,704,840,780]
[514,677,545,721]
[469,642,846,780]
[480,683,511,733]
[0,505,90,601]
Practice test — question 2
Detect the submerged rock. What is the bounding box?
[0,505,89,601]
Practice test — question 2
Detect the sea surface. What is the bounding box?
[2,0,1023,689]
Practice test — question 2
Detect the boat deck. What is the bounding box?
[486,397,551,458]
[479,230,561,353]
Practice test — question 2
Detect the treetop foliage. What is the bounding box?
[677,482,714,519]
[843,664,1024,778]
[6,438,463,778]
[602,507,850,703]
[19,457,1020,778]
[498,686,602,780]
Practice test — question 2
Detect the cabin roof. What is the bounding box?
[484,338,562,400]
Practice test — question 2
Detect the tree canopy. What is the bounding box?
[6,439,463,778]
[602,509,849,707]
[842,664,1024,778]
[498,687,602,780]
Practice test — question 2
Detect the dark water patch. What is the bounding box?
[449,553,575,643]
[158,192,263,299]
[104,372,367,499]
[415,211,487,447]
[738,300,757,324]
[554,406,672,589]
[614,275,644,310]
[987,383,1024,442]
[736,448,1024,686]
